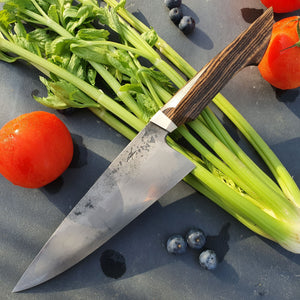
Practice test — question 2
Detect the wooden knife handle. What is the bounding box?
[161,7,274,128]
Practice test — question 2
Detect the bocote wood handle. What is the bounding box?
[161,7,274,127]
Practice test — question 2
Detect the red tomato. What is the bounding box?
[0,111,73,188]
[258,16,300,90]
[261,0,300,13]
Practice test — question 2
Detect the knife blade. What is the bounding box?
[13,8,274,292]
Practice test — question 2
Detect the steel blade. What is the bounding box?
[13,122,195,292]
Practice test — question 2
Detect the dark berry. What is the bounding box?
[186,228,206,249]
[169,7,183,25]
[164,0,182,10]
[199,250,218,270]
[166,234,187,254]
[178,16,196,35]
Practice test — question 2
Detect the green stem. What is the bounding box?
[105,0,300,206]
[23,8,72,38]
[116,22,187,88]
[167,139,300,248]
[177,125,261,202]
[214,93,300,206]
[183,173,273,240]
[0,37,145,132]
[82,0,188,88]
[191,165,297,244]
[89,60,145,120]
[30,0,49,19]
[75,40,154,61]
[200,106,285,197]
[89,107,137,140]
[133,57,164,108]
[2,0,300,252]
[188,118,299,220]
[19,4,147,125]
[103,0,196,78]
[148,73,287,205]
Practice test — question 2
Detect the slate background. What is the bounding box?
[0,1,299,299]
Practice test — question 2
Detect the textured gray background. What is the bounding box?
[0,0,300,299]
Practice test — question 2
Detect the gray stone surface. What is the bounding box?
[0,1,299,299]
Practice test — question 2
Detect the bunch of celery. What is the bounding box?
[0,0,299,252]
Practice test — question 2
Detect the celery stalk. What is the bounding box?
[104,0,299,205]
[0,35,145,132]
[0,0,299,253]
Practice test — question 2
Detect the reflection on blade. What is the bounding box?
[13,123,195,292]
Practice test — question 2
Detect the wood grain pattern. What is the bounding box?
[162,7,274,127]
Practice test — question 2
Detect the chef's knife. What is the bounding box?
[13,8,274,292]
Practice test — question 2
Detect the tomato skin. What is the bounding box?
[261,0,300,13]
[258,16,300,90]
[0,111,73,188]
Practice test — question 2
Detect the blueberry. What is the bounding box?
[178,16,196,35]
[166,234,187,254]
[164,0,182,10]
[199,250,218,270]
[186,228,206,249]
[169,7,183,25]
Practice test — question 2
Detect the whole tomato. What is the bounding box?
[0,111,73,188]
[261,0,300,13]
[258,16,300,90]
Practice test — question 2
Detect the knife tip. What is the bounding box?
[12,283,26,293]
[12,287,21,293]
[12,279,33,293]
[12,272,41,293]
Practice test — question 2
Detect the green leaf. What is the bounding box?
[46,36,75,56]
[10,35,42,56]
[106,48,137,78]
[65,5,95,33]
[0,9,16,30]
[136,93,157,122]
[107,66,124,83]
[119,83,143,93]
[92,6,109,25]
[35,0,51,13]
[34,76,68,109]
[34,93,69,109]
[13,21,27,38]
[137,66,177,94]
[48,4,59,24]
[36,76,100,109]
[87,67,97,86]
[76,28,110,41]
[28,28,57,52]
[67,53,87,80]
[76,0,98,5]
[71,43,110,65]
[138,67,172,83]
[141,29,158,47]
[62,6,79,19]
[115,0,126,11]
[0,50,20,63]
[3,0,35,12]
[105,6,123,37]
[48,53,71,70]
[51,80,101,108]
